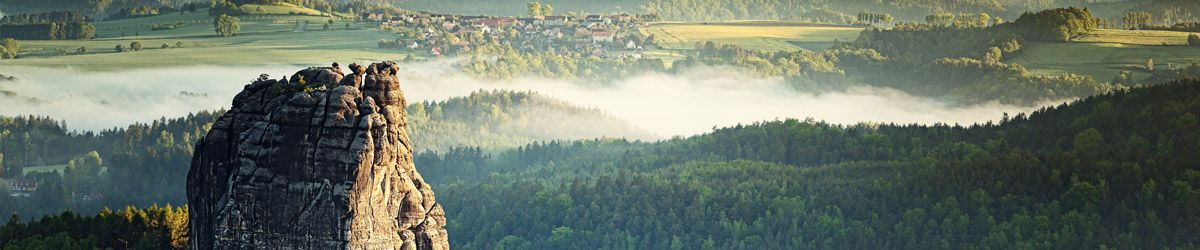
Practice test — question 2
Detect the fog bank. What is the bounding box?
[0,62,1059,136]
[394,60,1059,136]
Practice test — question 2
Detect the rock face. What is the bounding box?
[187,61,449,249]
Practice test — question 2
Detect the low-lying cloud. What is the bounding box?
[395,60,1060,136]
[0,65,301,131]
[0,61,1060,137]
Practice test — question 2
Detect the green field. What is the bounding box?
[1074,29,1197,46]
[1009,29,1200,82]
[645,21,863,52]
[22,164,67,175]
[240,3,324,16]
[0,8,411,71]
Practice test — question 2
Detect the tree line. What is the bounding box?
[1,71,1198,250]
[415,79,1200,249]
[0,205,188,249]
[0,10,96,40]
[0,89,650,218]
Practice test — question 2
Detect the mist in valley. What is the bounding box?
[1,61,1060,136]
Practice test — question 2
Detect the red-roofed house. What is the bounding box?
[591,31,614,43]
[472,17,519,29]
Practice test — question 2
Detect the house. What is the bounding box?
[591,31,614,43]
[380,17,406,29]
[585,15,610,26]
[7,178,37,197]
[471,17,519,29]
[519,16,542,25]
[455,26,478,35]
[539,16,572,26]
[613,13,635,22]
[542,28,563,39]
[585,15,608,23]
[451,40,472,52]
[366,13,383,22]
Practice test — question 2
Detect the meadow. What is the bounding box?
[21,164,66,175]
[644,21,863,52]
[1073,28,1196,45]
[0,8,409,71]
[1009,29,1200,82]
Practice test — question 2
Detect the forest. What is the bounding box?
[1,0,1199,248]
[4,78,1198,249]
[0,206,187,249]
[0,11,97,40]
[0,90,648,218]
[417,78,1200,249]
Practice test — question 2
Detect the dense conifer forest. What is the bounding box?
[0,90,647,218]
[2,0,1199,248]
[421,79,1200,249]
[4,79,1198,249]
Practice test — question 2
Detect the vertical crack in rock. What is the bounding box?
[187,62,450,249]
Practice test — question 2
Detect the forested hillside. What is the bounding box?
[0,90,648,218]
[0,206,188,249]
[409,90,654,152]
[418,79,1200,249]
[6,78,1198,249]
[458,7,1118,105]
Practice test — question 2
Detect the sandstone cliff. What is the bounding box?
[187,62,449,249]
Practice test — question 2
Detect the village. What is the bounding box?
[370,10,658,59]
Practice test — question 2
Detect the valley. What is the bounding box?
[1,0,1199,248]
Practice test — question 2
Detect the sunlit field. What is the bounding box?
[1009,40,1200,82]
[1073,28,1196,46]
[0,8,408,70]
[645,21,863,52]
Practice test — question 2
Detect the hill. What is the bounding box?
[0,89,650,218]
[409,90,656,152]
[6,78,1199,249]
[1009,29,1200,82]
[418,79,1200,249]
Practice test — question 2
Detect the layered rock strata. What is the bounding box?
[187,61,448,249]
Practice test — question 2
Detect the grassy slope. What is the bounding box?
[240,3,323,16]
[1009,29,1200,82]
[0,8,408,71]
[646,21,862,52]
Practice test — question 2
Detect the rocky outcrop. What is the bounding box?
[187,61,449,249]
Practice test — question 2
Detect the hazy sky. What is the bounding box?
[0,61,1061,136]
